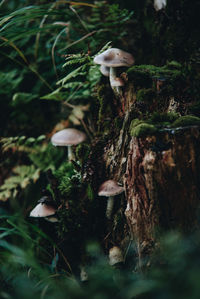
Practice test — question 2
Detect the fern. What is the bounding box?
[57,65,88,86]
[0,165,40,201]
[0,135,45,152]
[63,53,91,67]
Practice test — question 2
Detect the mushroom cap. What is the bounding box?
[94,48,134,67]
[100,65,110,77]
[51,128,86,146]
[30,203,56,218]
[154,0,167,11]
[109,246,124,266]
[98,180,124,197]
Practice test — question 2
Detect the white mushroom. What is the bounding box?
[30,202,58,222]
[109,246,124,266]
[51,128,86,161]
[94,48,134,95]
[98,180,124,219]
[154,0,167,11]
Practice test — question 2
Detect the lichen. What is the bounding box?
[171,115,200,127]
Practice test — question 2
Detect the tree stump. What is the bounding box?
[124,126,200,263]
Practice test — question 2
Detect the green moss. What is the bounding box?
[136,88,156,102]
[171,115,200,127]
[130,119,157,137]
[127,63,182,86]
[165,61,182,70]
[150,112,179,124]
[130,118,145,129]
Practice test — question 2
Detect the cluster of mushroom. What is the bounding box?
[29,128,86,221]
[93,48,134,94]
[30,48,129,228]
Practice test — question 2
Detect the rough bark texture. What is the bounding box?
[83,61,200,266]
[124,127,200,261]
[97,85,200,264]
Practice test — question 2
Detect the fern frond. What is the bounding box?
[57,65,87,86]
[0,135,45,152]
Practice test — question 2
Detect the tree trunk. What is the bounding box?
[85,64,200,268]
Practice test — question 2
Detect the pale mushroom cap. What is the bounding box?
[98,180,124,197]
[100,65,110,77]
[154,0,167,11]
[109,246,124,266]
[51,128,86,146]
[94,48,134,67]
[30,203,56,218]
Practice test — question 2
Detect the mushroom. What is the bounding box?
[94,48,134,94]
[98,179,124,219]
[109,246,124,266]
[51,128,86,161]
[100,65,110,77]
[154,0,167,11]
[80,265,88,282]
[30,197,58,222]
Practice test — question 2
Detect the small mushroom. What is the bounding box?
[80,265,88,282]
[51,128,86,161]
[30,196,58,222]
[98,179,124,219]
[94,48,134,95]
[154,0,167,11]
[30,203,57,222]
[109,246,124,266]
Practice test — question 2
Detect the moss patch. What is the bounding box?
[130,119,158,137]
[171,115,200,127]
[128,63,182,81]
[150,112,179,124]
[136,88,156,102]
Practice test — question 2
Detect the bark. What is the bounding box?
[124,127,200,263]
[84,64,200,267]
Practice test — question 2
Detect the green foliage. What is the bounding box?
[0,135,46,152]
[1,216,200,299]
[1,0,200,297]
[0,165,40,201]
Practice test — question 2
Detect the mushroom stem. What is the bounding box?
[106,196,114,219]
[80,265,88,282]
[109,67,116,87]
[68,145,74,161]
[109,67,122,96]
